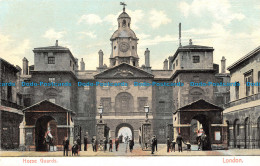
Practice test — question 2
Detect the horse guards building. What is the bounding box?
[1,5,260,151]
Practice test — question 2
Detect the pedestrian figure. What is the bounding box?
[109,137,113,152]
[154,135,158,151]
[84,134,88,151]
[77,136,81,151]
[167,137,171,152]
[72,141,79,156]
[176,133,184,152]
[171,140,176,152]
[115,138,119,151]
[104,138,107,152]
[63,136,69,156]
[92,136,96,152]
[129,139,134,152]
[197,136,202,150]
[151,136,156,154]
[125,136,129,153]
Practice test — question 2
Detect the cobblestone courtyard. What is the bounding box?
[1,144,260,157]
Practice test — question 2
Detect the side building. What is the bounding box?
[224,46,260,149]
[0,58,24,150]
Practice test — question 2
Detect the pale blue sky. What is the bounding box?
[1,0,260,70]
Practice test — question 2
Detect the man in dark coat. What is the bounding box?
[151,137,155,154]
[84,134,88,151]
[104,138,108,152]
[109,137,113,152]
[92,136,96,152]
[176,133,184,152]
[171,140,176,152]
[76,136,81,151]
[167,137,171,152]
[115,138,119,151]
[154,135,158,151]
[129,139,134,152]
[63,136,69,156]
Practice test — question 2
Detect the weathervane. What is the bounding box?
[120,2,127,12]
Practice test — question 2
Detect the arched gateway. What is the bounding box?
[115,123,134,141]
[173,99,226,150]
[21,100,75,151]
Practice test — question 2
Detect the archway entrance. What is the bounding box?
[244,117,250,149]
[233,119,240,148]
[35,116,57,151]
[190,114,211,150]
[115,123,134,142]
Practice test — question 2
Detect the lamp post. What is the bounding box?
[144,105,149,122]
[98,103,103,123]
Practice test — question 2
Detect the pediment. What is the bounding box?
[23,100,75,114]
[94,63,154,79]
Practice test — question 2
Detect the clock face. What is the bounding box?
[119,42,130,52]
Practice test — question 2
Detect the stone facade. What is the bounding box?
[17,8,229,146]
[224,46,260,149]
[0,58,24,150]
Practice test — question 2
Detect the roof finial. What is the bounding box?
[189,39,193,45]
[55,40,58,46]
[120,2,127,12]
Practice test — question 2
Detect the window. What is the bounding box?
[138,97,148,111]
[193,76,199,83]
[48,57,55,64]
[193,56,200,63]
[7,86,12,101]
[235,82,239,100]
[70,60,72,66]
[132,46,135,49]
[215,131,221,141]
[173,63,175,70]
[122,20,126,27]
[114,46,116,49]
[176,59,178,66]
[158,101,165,112]
[258,72,260,93]
[244,70,253,96]
[49,98,56,103]
[49,77,55,83]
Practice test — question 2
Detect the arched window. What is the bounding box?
[122,20,126,27]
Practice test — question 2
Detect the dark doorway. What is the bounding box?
[190,114,211,150]
[244,117,250,149]
[35,116,57,151]
[233,119,240,148]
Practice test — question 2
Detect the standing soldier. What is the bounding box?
[115,137,119,151]
[167,137,171,152]
[63,136,69,156]
[109,137,113,152]
[77,136,81,151]
[84,134,88,151]
[176,133,184,152]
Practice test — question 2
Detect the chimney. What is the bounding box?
[163,59,168,70]
[80,58,85,71]
[98,50,104,68]
[22,57,28,75]
[221,56,226,73]
[55,40,58,46]
[144,48,150,67]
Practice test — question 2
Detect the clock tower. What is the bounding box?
[110,5,139,67]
